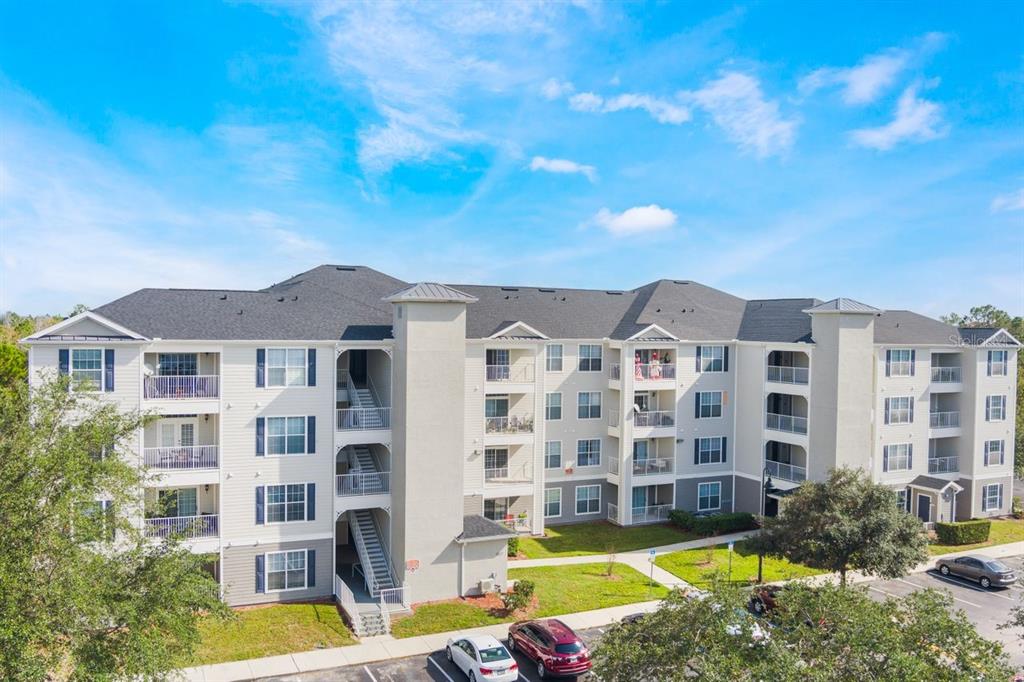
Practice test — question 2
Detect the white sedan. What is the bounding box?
[445,634,520,681]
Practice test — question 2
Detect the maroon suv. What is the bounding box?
[507,618,592,678]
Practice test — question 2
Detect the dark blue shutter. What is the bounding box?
[306,416,316,454]
[695,346,702,372]
[694,392,701,419]
[58,349,69,376]
[885,350,891,377]
[721,437,727,463]
[103,349,114,392]
[306,549,316,588]
[255,486,265,525]
[909,397,914,423]
[255,555,265,593]
[693,439,700,465]
[256,348,266,387]
[723,347,729,372]
[307,349,316,386]
[987,352,992,376]
[256,417,265,456]
[882,445,889,472]
[884,398,890,425]
[909,350,916,376]
[985,397,990,421]
[907,444,913,470]
[306,483,316,521]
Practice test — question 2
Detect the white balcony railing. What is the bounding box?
[631,504,672,524]
[494,513,531,532]
[336,369,351,388]
[634,410,675,428]
[608,502,619,523]
[144,514,218,539]
[765,459,807,482]
[485,364,535,383]
[484,415,534,434]
[931,366,961,383]
[143,445,218,470]
[609,410,620,427]
[633,457,674,476]
[484,463,533,483]
[609,364,621,380]
[766,365,809,385]
[379,585,410,613]
[609,363,676,381]
[609,457,620,475]
[144,375,219,399]
[766,412,808,435]
[337,407,391,431]
[928,456,959,474]
[929,411,960,429]
[336,471,390,496]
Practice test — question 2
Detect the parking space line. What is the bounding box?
[929,573,1018,601]
[427,655,455,682]
[363,665,378,682]
[868,586,898,598]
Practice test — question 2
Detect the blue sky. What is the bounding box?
[1,1,1022,318]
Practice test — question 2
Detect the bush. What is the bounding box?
[934,519,991,546]
[668,509,696,530]
[502,579,535,613]
[507,536,520,557]
[670,510,757,536]
[1012,496,1023,520]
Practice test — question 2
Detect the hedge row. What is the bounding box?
[669,510,759,536]
[934,519,991,546]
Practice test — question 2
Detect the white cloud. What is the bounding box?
[568,92,604,112]
[541,78,574,100]
[687,72,798,157]
[568,91,690,125]
[529,156,597,182]
[990,188,1024,213]
[850,84,947,151]
[589,204,677,236]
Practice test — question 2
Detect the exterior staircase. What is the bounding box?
[350,508,396,596]
[350,608,388,637]
[347,377,385,429]
[351,444,379,473]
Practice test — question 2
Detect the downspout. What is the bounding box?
[459,541,465,597]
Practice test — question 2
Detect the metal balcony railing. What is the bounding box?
[607,502,619,523]
[766,365,809,385]
[930,366,961,383]
[484,415,534,434]
[929,411,960,429]
[485,364,535,383]
[336,472,390,496]
[484,463,533,483]
[928,456,959,474]
[144,375,219,399]
[609,457,620,475]
[634,410,675,428]
[494,513,531,532]
[143,445,218,470]
[631,504,672,524]
[337,408,391,431]
[765,459,806,482]
[144,514,218,539]
[633,457,674,476]
[766,412,808,435]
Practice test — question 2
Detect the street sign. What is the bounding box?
[648,548,656,563]
[727,541,734,552]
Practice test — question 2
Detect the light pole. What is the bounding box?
[757,466,775,583]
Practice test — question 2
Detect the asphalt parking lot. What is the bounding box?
[864,554,1024,667]
[262,626,603,682]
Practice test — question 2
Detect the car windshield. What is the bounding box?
[479,646,511,663]
[985,560,1011,572]
[554,642,584,654]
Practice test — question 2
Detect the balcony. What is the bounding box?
[928,456,959,474]
[631,504,672,524]
[494,513,531,533]
[929,411,960,429]
[634,411,675,428]
[766,412,808,435]
[337,407,391,431]
[765,459,806,483]
[144,514,218,539]
[608,503,619,524]
[931,366,961,383]
[484,463,533,483]
[336,471,390,496]
[143,445,218,470]
[610,363,676,382]
[633,457,674,476]
[485,415,534,435]
[766,365,809,385]
[144,375,219,400]
[485,364,535,383]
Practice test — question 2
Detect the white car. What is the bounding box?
[445,634,520,681]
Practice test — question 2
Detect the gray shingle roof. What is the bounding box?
[458,515,515,542]
[908,475,964,492]
[873,311,961,345]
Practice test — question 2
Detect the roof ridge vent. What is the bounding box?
[336,266,356,271]
[538,288,556,293]
[606,291,623,295]
[500,287,519,292]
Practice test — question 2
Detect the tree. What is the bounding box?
[0,376,227,680]
[748,467,928,586]
[593,582,1011,681]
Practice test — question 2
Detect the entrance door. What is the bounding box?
[349,350,367,385]
[917,494,931,522]
[159,419,196,448]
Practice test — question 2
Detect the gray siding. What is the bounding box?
[462,540,508,596]
[222,538,333,607]
[733,476,761,514]
[675,475,734,513]
[542,478,615,526]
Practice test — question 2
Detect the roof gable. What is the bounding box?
[626,323,679,342]
[25,311,147,342]
[488,321,548,339]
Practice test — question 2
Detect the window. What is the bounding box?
[157,353,197,376]
[697,482,721,512]
[885,396,913,424]
[154,488,197,518]
[883,443,912,472]
[578,344,602,372]
[544,441,562,469]
[266,550,307,591]
[982,483,1003,512]
[545,393,562,420]
[267,349,307,387]
[577,391,602,419]
[544,488,562,518]
[546,344,563,372]
[266,484,307,523]
[895,488,909,511]
[988,350,1008,376]
[698,345,725,372]
[267,417,307,455]
[484,448,508,477]
[697,391,723,419]
[484,498,509,521]
[986,395,1006,421]
[576,439,601,467]
[575,485,601,515]
[984,440,1005,466]
[71,349,103,390]
[887,349,913,377]
[698,437,724,465]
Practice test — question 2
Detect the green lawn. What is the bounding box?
[517,521,698,559]
[928,518,1024,556]
[185,602,356,666]
[390,563,668,638]
[654,540,823,586]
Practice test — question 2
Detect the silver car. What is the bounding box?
[935,554,1017,588]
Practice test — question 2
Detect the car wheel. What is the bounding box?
[980,576,991,589]
[506,636,515,652]
[469,673,476,682]
[446,646,453,662]
[939,565,950,576]
[537,661,547,679]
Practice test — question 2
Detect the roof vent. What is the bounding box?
[606,291,623,295]
[278,297,285,302]
[336,266,356,271]
[539,288,555,293]
[656,308,661,313]
[673,280,689,285]
[292,296,298,301]
[219,294,228,300]
[238,309,244,315]
[500,287,519,292]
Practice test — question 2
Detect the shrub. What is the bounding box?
[690,512,759,536]
[1012,496,1023,520]
[668,509,696,530]
[507,536,520,557]
[934,519,991,546]
[502,579,535,613]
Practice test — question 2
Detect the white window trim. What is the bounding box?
[574,484,601,516]
[544,488,562,518]
[887,396,913,425]
[883,443,912,472]
[984,440,1005,467]
[545,392,563,421]
[265,347,308,388]
[70,347,105,392]
[982,483,1002,512]
[698,390,724,419]
[988,350,1008,376]
[265,415,309,457]
[576,391,602,420]
[887,348,914,377]
[697,482,721,512]
[545,344,564,372]
[544,441,562,470]
[577,344,603,372]
[264,548,308,592]
[264,482,310,525]
[697,437,724,465]
[698,345,726,373]
[986,395,1006,422]
[575,438,602,468]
